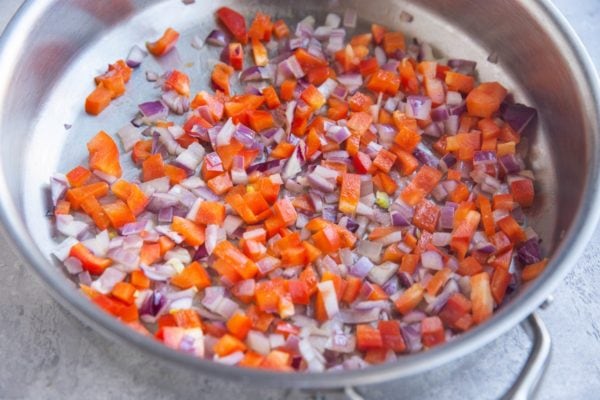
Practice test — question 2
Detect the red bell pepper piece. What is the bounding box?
[216,7,248,44]
[421,316,446,347]
[87,131,122,178]
[69,243,112,275]
[146,28,180,57]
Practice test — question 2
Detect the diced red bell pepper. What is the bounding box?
[522,258,549,281]
[226,311,253,340]
[401,165,443,206]
[497,215,526,244]
[102,200,136,229]
[146,28,180,57]
[66,166,92,187]
[195,201,226,226]
[366,69,400,96]
[394,283,424,314]
[273,198,298,226]
[171,216,205,247]
[338,173,361,214]
[471,272,494,325]
[378,320,406,352]
[272,19,290,39]
[87,130,122,178]
[311,224,341,254]
[466,82,507,118]
[69,243,112,275]
[213,333,247,356]
[421,316,445,347]
[170,261,211,290]
[228,42,244,70]
[510,178,535,208]
[164,69,190,97]
[248,12,272,42]
[217,7,248,44]
[356,324,383,351]
[439,293,473,331]
[412,200,440,233]
[211,63,234,95]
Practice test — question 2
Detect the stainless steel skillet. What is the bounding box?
[0,0,598,398]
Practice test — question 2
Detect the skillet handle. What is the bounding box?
[502,312,552,400]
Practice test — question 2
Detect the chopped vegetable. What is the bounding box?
[53,6,546,371]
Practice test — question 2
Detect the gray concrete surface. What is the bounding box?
[0,1,599,399]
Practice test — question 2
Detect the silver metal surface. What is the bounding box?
[0,0,598,392]
[503,314,552,400]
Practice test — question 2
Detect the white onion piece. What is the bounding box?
[356,240,383,263]
[82,230,110,257]
[63,257,83,274]
[317,280,339,318]
[421,251,443,270]
[117,124,143,152]
[325,13,341,28]
[204,224,219,255]
[165,247,192,264]
[91,267,126,294]
[247,330,271,355]
[56,214,89,238]
[368,262,399,286]
[175,142,205,171]
[215,351,244,365]
[140,176,170,196]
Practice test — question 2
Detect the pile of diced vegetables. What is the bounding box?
[50,6,548,371]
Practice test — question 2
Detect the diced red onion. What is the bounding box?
[421,251,443,270]
[248,330,271,355]
[444,115,460,135]
[56,214,89,238]
[278,55,305,81]
[117,124,143,151]
[50,174,68,206]
[349,256,374,278]
[162,90,189,115]
[206,29,228,47]
[139,101,168,121]
[215,350,244,365]
[368,262,399,286]
[502,103,537,133]
[337,74,363,93]
[406,96,432,120]
[356,240,383,262]
[340,307,381,324]
[447,59,476,75]
[126,45,147,68]
[91,267,126,294]
[374,46,386,65]
[432,232,452,247]
[413,143,440,167]
[499,154,523,174]
[175,142,205,171]
[64,257,83,274]
[343,9,357,28]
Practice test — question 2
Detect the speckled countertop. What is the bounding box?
[0,1,599,399]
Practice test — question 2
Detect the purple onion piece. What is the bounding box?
[126,45,147,68]
[139,101,168,120]
[140,291,167,317]
[407,96,432,120]
[499,154,522,174]
[206,29,228,47]
[473,150,497,165]
[502,103,537,134]
[447,59,477,75]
